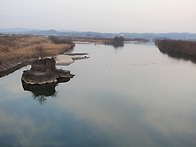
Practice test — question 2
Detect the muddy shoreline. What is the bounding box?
[0,59,34,78]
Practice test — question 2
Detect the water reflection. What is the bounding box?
[21,78,71,104]
[1,44,196,146]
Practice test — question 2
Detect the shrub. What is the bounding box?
[48,36,73,45]
[111,36,125,47]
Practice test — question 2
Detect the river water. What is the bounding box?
[0,43,196,147]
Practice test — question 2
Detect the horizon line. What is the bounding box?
[0,27,196,34]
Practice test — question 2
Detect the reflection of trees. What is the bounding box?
[33,93,57,105]
[34,95,47,105]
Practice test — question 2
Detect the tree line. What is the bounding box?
[48,36,73,45]
[156,39,196,56]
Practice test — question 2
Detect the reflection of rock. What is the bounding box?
[21,58,74,85]
[22,78,70,97]
[22,81,57,97]
[22,77,70,104]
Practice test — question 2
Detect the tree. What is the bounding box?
[48,36,73,45]
[111,36,125,47]
[36,46,45,59]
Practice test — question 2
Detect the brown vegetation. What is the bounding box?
[71,36,149,45]
[127,38,149,43]
[71,37,112,44]
[0,35,75,72]
[48,36,74,45]
[70,36,124,46]
[156,39,196,56]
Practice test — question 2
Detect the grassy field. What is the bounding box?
[0,35,74,71]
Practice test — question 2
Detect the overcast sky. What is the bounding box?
[0,0,196,33]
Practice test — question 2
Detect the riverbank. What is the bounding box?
[0,35,75,75]
[69,37,149,45]
[156,39,196,56]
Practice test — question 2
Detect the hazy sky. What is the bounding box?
[0,0,196,33]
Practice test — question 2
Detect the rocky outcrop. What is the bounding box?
[21,58,74,85]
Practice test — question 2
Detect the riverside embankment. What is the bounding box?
[0,35,75,77]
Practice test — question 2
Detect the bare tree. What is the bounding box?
[36,46,45,59]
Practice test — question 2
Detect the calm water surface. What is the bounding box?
[0,43,196,147]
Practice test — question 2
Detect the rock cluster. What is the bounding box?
[21,58,74,85]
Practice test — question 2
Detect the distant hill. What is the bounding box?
[1,28,196,40]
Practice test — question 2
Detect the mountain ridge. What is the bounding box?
[0,28,196,40]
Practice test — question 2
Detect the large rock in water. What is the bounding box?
[21,58,74,85]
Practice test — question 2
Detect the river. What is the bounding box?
[0,43,196,147]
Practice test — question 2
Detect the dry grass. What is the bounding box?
[0,35,74,71]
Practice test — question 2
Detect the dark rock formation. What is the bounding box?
[21,58,74,85]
